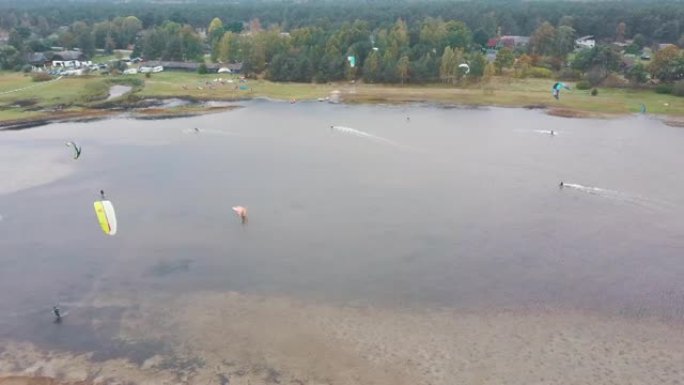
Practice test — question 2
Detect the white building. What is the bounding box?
[575,35,595,49]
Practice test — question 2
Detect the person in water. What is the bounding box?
[559,181,564,188]
[100,190,106,199]
[53,306,61,321]
[194,127,200,133]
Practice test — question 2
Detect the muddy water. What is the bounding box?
[1,102,683,383]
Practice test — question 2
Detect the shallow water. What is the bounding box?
[106,85,132,101]
[1,102,684,358]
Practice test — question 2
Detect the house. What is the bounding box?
[486,36,529,50]
[26,52,48,68]
[140,61,221,72]
[657,43,676,51]
[51,50,87,62]
[575,36,595,49]
[498,35,530,48]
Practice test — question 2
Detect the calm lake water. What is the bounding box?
[1,101,684,343]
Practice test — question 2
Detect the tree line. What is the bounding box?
[1,1,683,87]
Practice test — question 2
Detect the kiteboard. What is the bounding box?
[94,200,117,235]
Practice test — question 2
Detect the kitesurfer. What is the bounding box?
[232,206,248,224]
[100,190,105,199]
[194,127,200,133]
[559,181,564,188]
[53,306,61,321]
[550,130,555,135]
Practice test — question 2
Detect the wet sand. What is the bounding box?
[1,291,682,385]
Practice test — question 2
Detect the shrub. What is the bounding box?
[21,64,33,73]
[525,66,553,78]
[31,72,53,82]
[655,83,673,94]
[591,88,598,96]
[145,72,151,78]
[198,63,208,74]
[576,80,592,90]
[672,81,684,97]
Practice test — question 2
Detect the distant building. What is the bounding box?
[498,35,530,48]
[26,52,48,67]
[487,36,529,50]
[51,50,87,62]
[657,43,677,51]
[575,35,596,49]
[140,60,236,72]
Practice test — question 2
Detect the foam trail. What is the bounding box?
[561,183,668,210]
[330,125,410,149]
[534,129,555,135]
[182,128,239,137]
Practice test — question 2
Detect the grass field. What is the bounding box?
[1,70,683,125]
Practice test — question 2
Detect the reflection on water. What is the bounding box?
[1,102,684,378]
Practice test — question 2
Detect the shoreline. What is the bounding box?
[3,73,684,129]
[0,95,678,131]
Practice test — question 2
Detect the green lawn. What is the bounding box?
[1,70,683,125]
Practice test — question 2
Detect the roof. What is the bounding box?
[26,52,48,64]
[576,35,594,42]
[142,61,221,71]
[223,62,243,71]
[499,35,530,46]
[52,50,86,61]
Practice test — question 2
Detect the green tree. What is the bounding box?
[626,63,648,84]
[71,21,95,57]
[554,26,576,62]
[180,26,203,61]
[396,55,410,84]
[216,31,239,62]
[445,20,471,50]
[440,46,456,83]
[530,21,557,56]
[163,34,184,61]
[494,47,515,74]
[362,50,381,82]
[141,29,166,59]
[0,45,22,70]
[468,52,487,78]
[121,16,142,47]
[208,17,224,46]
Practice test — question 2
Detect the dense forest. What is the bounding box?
[1,0,683,88]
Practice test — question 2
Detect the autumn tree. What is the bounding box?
[494,47,515,74]
[648,45,684,82]
[396,55,409,84]
[530,21,556,56]
[208,17,224,46]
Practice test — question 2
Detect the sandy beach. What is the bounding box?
[1,291,682,385]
